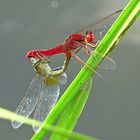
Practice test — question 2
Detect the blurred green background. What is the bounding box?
[0,0,140,139]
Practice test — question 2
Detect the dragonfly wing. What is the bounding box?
[11,75,43,129]
[77,10,122,41]
[52,67,67,85]
[58,72,67,85]
[33,78,60,132]
[92,50,117,70]
[98,55,116,70]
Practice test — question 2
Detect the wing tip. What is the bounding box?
[11,120,22,129]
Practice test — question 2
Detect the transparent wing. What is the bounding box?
[58,72,67,85]
[11,75,43,129]
[52,67,67,85]
[77,10,122,42]
[98,56,116,70]
[33,77,60,132]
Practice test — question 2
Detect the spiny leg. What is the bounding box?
[76,40,99,56]
[82,42,116,70]
[73,45,83,54]
[84,40,100,49]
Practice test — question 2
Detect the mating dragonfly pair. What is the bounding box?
[11,10,122,132]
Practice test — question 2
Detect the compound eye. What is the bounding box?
[86,30,92,35]
[29,57,37,64]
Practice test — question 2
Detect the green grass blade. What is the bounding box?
[32,0,140,139]
[0,107,42,127]
[49,78,94,140]
[137,9,140,16]
[0,107,97,140]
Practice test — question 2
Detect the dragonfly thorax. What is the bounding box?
[33,60,52,76]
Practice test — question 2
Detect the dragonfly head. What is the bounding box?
[26,51,39,64]
[29,57,39,64]
[85,31,95,43]
[27,50,45,64]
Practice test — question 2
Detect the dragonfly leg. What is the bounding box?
[36,51,51,63]
[79,41,99,56]
[72,40,92,56]
[73,45,83,54]
[71,52,103,78]
[84,43,91,55]
[86,40,100,49]
[81,42,116,70]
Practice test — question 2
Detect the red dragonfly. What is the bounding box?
[27,10,122,76]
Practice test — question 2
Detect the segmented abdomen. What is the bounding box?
[38,44,66,56]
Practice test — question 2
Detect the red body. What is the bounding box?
[26,32,95,58]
